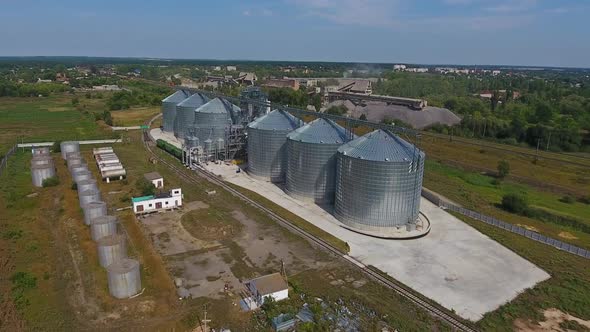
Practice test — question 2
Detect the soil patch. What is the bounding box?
[558,232,579,240]
[514,308,590,331]
[181,208,243,242]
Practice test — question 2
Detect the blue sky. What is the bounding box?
[0,0,588,67]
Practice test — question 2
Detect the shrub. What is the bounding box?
[136,178,155,196]
[71,182,77,190]
[42,176,60,187]
[497,160,510,179]
[559,195,575,204]
[501,193,528,214]
[52,141,61,153]
[10,272,37,290]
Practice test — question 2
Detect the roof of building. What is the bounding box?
[238,72,257,81]
[196,97,234,114]
[287,118,352,144]
[337,79,371,93]
[144,172,162,181]
[248,109,303,131]
[338,129,424,162]
[162,89,191,104]
[132,195,155,203]
[177,92,209,109]
[247,273,288,295]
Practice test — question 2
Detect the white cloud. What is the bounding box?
[242,10,251,16]
[290,0,400,27]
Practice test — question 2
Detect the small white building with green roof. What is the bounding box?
[132,188,182,214]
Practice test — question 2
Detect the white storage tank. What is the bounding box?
[77,179,98,194]
[72,169,92,184]
[97,234,127,268]
[31,156,54,167]
[82,201,107,226]
[79,189,101,207]
[90,215,117,240]
[31,164,56,187]
[107,258,141,299]
[60,141,80,160]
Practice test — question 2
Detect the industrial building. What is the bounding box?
[334,129,425,236]
[132,188,183,214]
[247,109,303,182]
[285,118,354,204]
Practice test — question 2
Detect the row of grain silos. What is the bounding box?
[61,143,142,299]
[31,146,56,187]
[245,111,425,236]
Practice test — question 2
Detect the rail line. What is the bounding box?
[142,118,477,332]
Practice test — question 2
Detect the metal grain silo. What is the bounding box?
[31,156,54,167]
[60,141,80,159]
[174,93,209,139]
[82,201,107,225]
[70,164,88,175]
[247,110,303,182]
[32,147,50,155]
[31,164,56,187]
[185,135,199,149]
[67,158,86,172]
[66,152,81,160]
[77,179,98,194]
[72,169,92,184]
[107,258,141,299]
[79,189,101,208]
[162,90,191,132]
[285,118,353,204]
[90,215,117,241]
[193,98,233,149]
[334,129,425,235]
[97,234,127,268]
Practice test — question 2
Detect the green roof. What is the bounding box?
[132,195,155,203]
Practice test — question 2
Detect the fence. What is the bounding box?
[0,145,17,177]
[434,199,590,260]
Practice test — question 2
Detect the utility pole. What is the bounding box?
[201,304,211,332]
[546,131,552,151]
[535,138,540,162]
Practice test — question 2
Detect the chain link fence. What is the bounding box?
[0,145,17,177]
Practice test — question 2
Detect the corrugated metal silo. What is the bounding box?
[285,118,353,204]
[107,258,141,299]
[66,152,81,160]
[174,93,209,139]
[70,164,88,175]
[72,169,92,184]
[97,234,127,268]
[32,147,50,155]
[247,110,303,182]
[31,156,54,167]
[31,164,56,187]
[79,189,101,207]
[185,136,199,149]
[90,215,117,240]
[162,90,191,132]
[67,158,86,172]
[334,129,425,235]
[193,98,234,148]
[77,179,98,195]
[82,201,107,225]
[60,141,80,159]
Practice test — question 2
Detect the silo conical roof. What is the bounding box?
[248,109,302,131]
[195,98,232,114]
[177,92,209,109]
[338,129,424,162]
[287,118,351,144]
[162,89,191,103]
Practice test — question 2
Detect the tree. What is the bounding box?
[359,114,367,121]
[497,160,510,179]
[52,141,61,153]
[501,193,528,214]
[42,176,60,187]
[136,178,155,196]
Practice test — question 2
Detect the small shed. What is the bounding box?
[245,273,288,305]
[144,172,164,189]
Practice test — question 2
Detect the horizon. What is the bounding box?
[1,0,589,68]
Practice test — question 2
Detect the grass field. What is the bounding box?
[111,106,161,127]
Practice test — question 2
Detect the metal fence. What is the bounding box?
[0,145,17,177]
[434,199,590,260]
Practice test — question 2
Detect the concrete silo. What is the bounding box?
[247,110,303,182]
[107,258,141,299]
[79,189,101,207]
[285,118,353,204]
[82,201,107,226]
[90,215,117,241]
[31,164,56,187]
[60,141,80,160]
[174,93,209,139]
[97,234,127,268]
[334,129,425,237]
[161,90,191,133]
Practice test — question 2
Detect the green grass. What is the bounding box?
[424,160,590,249]
[454,213,590,331]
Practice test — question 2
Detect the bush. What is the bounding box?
[136,178,155,196]
[71,182,77,190]
[559,195,575,204]
[10,272,37,290]
[497,160,510,179]
[501,193,528,214]
[52,141,61,153]
[42,176,60,187]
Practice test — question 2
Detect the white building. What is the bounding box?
[393,64,407,71]
[245,273,289,306]
[226,66,237,71]
[144,172,164,189]
[132,188,182,214]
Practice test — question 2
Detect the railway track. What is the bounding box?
[141,117,477,332]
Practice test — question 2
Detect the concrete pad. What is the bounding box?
[203,162,550,321]
[150,129,184,149]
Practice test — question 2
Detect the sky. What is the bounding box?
[0,0,589,67]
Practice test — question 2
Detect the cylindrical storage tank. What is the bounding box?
[107,258,141,299]
[97,234,127,268]
[82,200,107,225]
[285,118,353,204]
[67,158,86,171]
[77,179,98,194]
[193,98,233,146]
[90,215,117,240]
[72,169,92,184]
[174,93,209,139]
[31,156,54,167]
[79,189,101,208]
[216,138,224,150]
[60,141,80,159]
[32,147,50,155]
[334,130,425,234]
[185,136,199,149]
[162,90,191,132]
[66,151,81,160]
[247,109,303,182]
[204,139,212,153]
[70,164,88,175]
[31,164,56,187]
